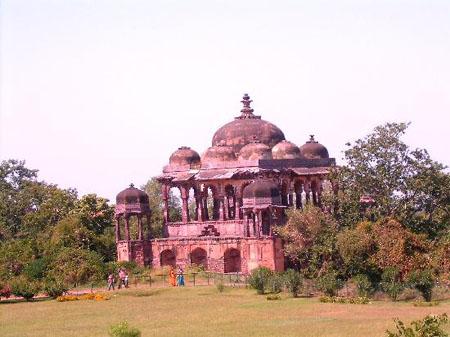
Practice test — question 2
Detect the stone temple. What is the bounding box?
[115,94,335,273]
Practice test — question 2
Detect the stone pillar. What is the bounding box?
[243,213,249,236]
[312,183,318,206]
[203,197,209,220]
[295,183,303,209]
[137,215,143,240]
[196,193,204,222]
[161,184,169,224]
[124,215,130,241]
[235,188,243,220]
[115,217,121,242]
[255,210,262,238]
[218,196,225,221]
[181,186,190,224]
[304,181,311,204]
[224,196,229,220]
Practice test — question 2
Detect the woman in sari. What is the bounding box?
[169,267,177,286]
[177,267,185,286]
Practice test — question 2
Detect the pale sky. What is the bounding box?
[1,0,449,202]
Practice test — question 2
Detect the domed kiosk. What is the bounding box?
[115,184,152,265]
[118,94,335,272]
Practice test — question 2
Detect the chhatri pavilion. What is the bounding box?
[115,94,335,273]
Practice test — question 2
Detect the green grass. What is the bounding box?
[1,286,449,337]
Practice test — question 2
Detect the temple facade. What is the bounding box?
[115,94,335,273]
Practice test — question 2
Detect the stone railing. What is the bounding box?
[167,220,245,238]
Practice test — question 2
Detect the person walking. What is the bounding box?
[169,267,177,287]
[107,273,115,291]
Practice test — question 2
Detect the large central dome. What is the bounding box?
[212,94,285,154]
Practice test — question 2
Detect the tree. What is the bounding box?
[381,267,405,301]
[276,206,341,278]
[72,194,114,235]
[284,269,303,297]
[328,122,449,238]
[141,178,181,237]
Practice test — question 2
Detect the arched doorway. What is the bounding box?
[224,248,241,273]
[190,247,208,269]
[160,249,176,267]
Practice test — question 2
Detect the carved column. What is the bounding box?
[217,195,226,221]
[195,192,204,222]
[235,186,243,220]
[180,186,190,224]
[312,182,318,206]
[115,217,121,242]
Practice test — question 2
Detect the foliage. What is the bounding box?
[248,267,273,294]
[216,282,225,293]
[327,122,449,238]
[0,283,11,299]
[23,257,49,280]
[10,276,41,301]
[0,239,35,279]
[43,278,69,298]
[381,267,405,301]
[315,269,344,297]
[277,206,340,278]
[108,321,141,337]
[386,314,448,337]
[407,269,435,302]
[57,292,111,302]
[142,178,181,237]
[319,296,369,304]
[266,294,282,301]
[268,272,284,294]
[47,247,105,287]
[283,269,303,297]
[353,274,376,298]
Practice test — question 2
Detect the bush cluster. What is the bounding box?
[319,296,370,304]
[248,268,303,297]
[56,292,110,302]
[108,321,141,337]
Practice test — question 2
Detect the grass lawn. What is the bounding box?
[1,286,449,337]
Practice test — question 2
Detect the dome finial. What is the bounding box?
[308,135,317,143]
[240,93,255,117]
[129,183,135,188]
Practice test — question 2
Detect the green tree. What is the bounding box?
[381,267,405,301]
[141,178,181,237]
[277,206,341,278]
[284,269,303,297]
[328,122,449,238]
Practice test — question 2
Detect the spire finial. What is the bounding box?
[129,183,135,188]
[308,135,316,142]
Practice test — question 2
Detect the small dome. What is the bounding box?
[116,184,149,205]
[211,94,285,154]
[299,135,329,159]
[169,146,201,169]
[272,140,303,159]
[202,145,236,164]
[238,142,272,161]
[243,180,282,206]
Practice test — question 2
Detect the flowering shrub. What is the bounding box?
[56,292,110,302]
[0,285,12,299]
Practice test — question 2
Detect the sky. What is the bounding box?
[1,0,449,202]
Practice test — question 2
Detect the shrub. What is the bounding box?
[316,270,344,297]
[268,273,284,294]
[43,278,68,298]
[381,267,405,301]
[353,274,375,297]
[108,321,141,337]
[23,258,48,280]
[248,267,273,295]
[386,314,448,337]
[266,294,281,301]
[407,269,435,302]
[10,277,41,301]
[0,284,11,299]
[284,269,302,297]
[216,282,225,293]
[319,296,369,304]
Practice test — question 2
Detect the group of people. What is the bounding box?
[107,268,129,291]
[169,266,185,287]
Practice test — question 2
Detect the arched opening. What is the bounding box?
[168,186,182,222]
[224,248,241,273]
[225,185,236,219]
[188,187,197,221]
[190,247,208,269]
[205,185,218,221]
[261,210,271,236]
[160,249,176,267]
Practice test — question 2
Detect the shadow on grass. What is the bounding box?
[115,288,169,297]
[0,296,53,305]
